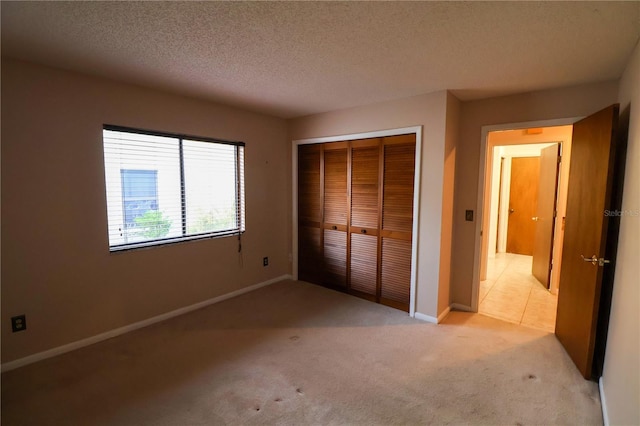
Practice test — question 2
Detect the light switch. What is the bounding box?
[465,210,474,222]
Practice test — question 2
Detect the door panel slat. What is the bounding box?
[382,142,415,233]
[324,148,348,225]
[298,145,321,224]
[351,145,380,229]
[349,233,378,295]
[298,226,322,283]
[381,228,412,304]
[324,229,347,288]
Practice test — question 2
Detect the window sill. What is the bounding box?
[109,230,245,253]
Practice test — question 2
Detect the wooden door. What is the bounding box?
[532,144,561,288]
[298,144,322,283]
[506,157,540,255]
[297,135,416,313]
[379,135,416,312]
[349,139,380,300]
[555,104,621,379]
[323,142,349,289]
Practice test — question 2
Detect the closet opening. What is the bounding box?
[292,127,421,314]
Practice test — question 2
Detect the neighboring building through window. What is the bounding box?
[102,126,245,251]
[120,169,159,232]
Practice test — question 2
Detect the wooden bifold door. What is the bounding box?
[297,134,416,312]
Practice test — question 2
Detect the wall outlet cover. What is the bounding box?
[11,315,27,332]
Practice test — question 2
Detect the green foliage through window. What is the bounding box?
[188,206,236,234]
[134,210,172,239]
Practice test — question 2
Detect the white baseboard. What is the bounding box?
[599,376,609,426]
[414,307,451,324]
[437,306,451,323]
[414,312,438,324]
[1,274,292,373]
[450,303,473,312]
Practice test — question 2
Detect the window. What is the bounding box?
[103,125,245,251]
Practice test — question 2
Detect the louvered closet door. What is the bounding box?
[298,144,322,284]
[349,138,381,299]
[323,142,348,289]
[380,134,416,312]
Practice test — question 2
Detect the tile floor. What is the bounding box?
[479,253,557,333]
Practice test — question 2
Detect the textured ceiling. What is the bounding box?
[2,1,639,118]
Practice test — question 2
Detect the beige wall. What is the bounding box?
[438,93,460,314]
[1,59,290,363]
[288,91,455,319]
[450,80,620,307]
[601,40,640,425]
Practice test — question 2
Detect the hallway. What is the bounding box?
[479,253,557,333]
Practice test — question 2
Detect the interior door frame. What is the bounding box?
[292,126,423,317]
[472,118,580,312]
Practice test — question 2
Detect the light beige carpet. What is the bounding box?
[1,280,602,425]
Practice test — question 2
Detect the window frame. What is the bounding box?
[103,124,245,252]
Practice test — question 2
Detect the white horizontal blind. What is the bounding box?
[103,126,245,251]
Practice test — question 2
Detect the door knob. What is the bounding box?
[581,254,611,267]
[509,208,515,214]
[361,229,367,234]
[532,216,539,221]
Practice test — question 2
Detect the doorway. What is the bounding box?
[477,125,574,332]
[473,106,623,379]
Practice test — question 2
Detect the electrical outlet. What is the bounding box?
[263,257,269,267]
[11,315,27,333]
